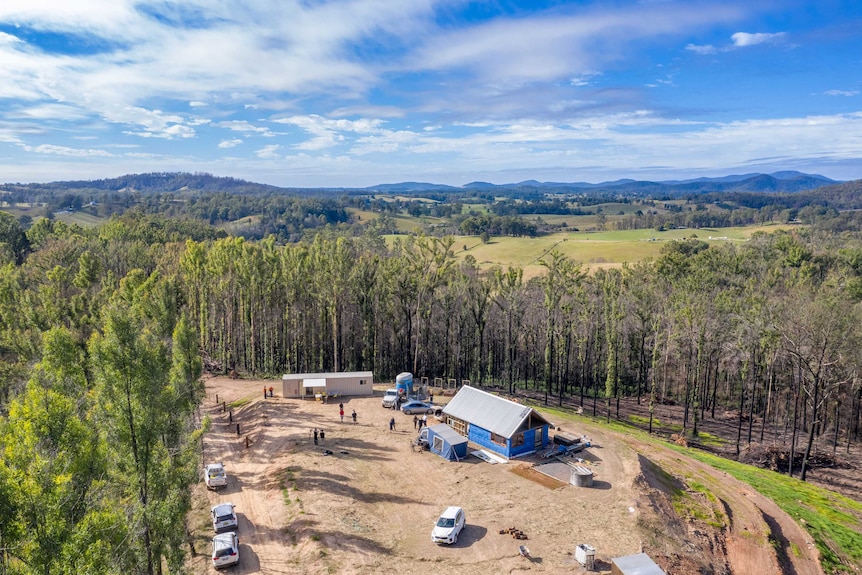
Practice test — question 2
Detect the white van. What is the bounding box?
[382,388,399,408]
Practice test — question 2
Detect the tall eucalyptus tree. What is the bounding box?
[493,266,526,394]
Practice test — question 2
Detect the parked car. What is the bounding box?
[205,462,227,489]
[211,502,238,533]
[400,400,441,415]
[381,388,400,408]
[211,532,239,569]
[431,506,465,545]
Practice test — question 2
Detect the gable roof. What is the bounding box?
[426,423,467,446]
[442,386,551,438]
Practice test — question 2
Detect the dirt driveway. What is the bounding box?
[188,376,822,575]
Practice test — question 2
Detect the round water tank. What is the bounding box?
[570,466,594,488]
[396,372,413,385]
[395,372,414,397]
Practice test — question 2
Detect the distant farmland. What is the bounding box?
[444,224,795,279]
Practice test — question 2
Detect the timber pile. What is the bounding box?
[499,527,528,540]
[739,445,850,473]
[670,433,688,447]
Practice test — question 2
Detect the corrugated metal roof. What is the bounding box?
[442,386,549,438]
[427,423,467,446]
[612,553,666,575]
[282,371,373,379]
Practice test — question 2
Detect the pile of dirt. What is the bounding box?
[634,455,732,575]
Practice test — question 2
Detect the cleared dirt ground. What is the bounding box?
[187,376,823,575]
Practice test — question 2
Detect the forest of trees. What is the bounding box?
[0,211,206,574]
[1,190,862,571]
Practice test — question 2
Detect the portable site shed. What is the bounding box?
[610,553,666,575]
[281,371,374,398]
[423,423,468,461]
[441,386,551,459]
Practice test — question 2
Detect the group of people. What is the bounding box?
[263,386,274,398]
[338,402,357,424]
[314,395,436,443]
[312,427,326,445]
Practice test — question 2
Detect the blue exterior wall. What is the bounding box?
[467,425,508,458]
[468,424,550,459]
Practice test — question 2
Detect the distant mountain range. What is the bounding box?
[371,171,838,195]
[3,170,842,198]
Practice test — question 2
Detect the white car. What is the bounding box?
[205,462,227,489]
[211,502,238,533]
[431,506,465,545]
[211,532,239,569]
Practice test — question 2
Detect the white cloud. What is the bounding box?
[824,89,858,97]
[0,32,22,45]
[218,120,273,136]
[685,43,716,55]
[218,138,243,148]
[10,103,89,121]
[0,133,23,144]
[275,114,386,150]
[256,144,281,159]
[731,32,785,47]
[412,3,743,84]
[22,143,112,157]
[570,72,601,86]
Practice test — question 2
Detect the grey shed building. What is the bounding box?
[281,371,374,398]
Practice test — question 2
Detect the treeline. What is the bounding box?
[459,213,538,237]
[5,210,862,454]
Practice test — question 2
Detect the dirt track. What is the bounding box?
[188,376,823,575]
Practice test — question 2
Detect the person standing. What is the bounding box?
[389,417,395,432]
[319,429,325,443]
[413,415,418,429]
[351,409,357,425]
[339,407,344,423]
[421,414,427,429]
[263,386,267,399]
[313,428,319,445]
[269,386,274,398]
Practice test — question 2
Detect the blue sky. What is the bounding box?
[0,0,860,187]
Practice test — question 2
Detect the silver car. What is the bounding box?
[400,401,441,415]
[211,502,237,533]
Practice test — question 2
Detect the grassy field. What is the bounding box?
[357,202,795,278]
[449,224,793,279]
[54,211,105,228]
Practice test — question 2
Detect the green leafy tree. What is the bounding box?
[89,301,175,575]
[0,211,30,265]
